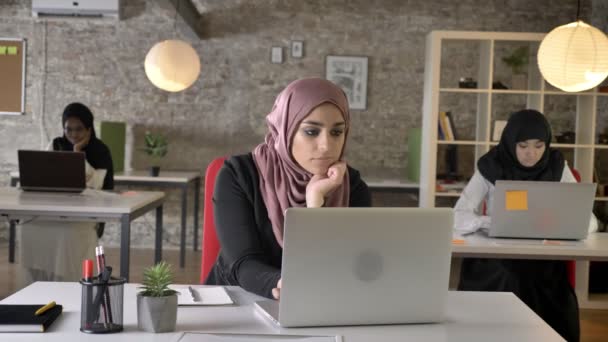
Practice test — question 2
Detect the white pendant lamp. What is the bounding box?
[144,0,201,92]
[145,39,201,92]
[537,2,608,92]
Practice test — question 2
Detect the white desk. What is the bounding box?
[0,187,164,281]
[0,282,564,341]
[366,179,419,193]
[452,231,608,309]
[10,170,201,269]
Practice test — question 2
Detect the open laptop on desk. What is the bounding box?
[255,207,453,328]
[491,180,596,240]
[18,150,86,193]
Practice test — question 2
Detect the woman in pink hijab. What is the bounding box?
[205,78,371,299]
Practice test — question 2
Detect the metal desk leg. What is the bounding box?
[180,186,188,268]
[155,204,163,264]
[120,215,131,281]
[193,178,201,252]
[9,220,16,263]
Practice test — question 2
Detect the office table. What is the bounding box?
[452,231,608,309]
[11,170,201,269]
[0,282,564,341]
[0,187,164,281]
[366,179,419,193]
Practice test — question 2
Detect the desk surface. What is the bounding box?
[0,187,164,215]
[453,231,608,261]
[114,170,201,183]
[0,282,563,342]
[10,171,201,184]
[365,179,419,189]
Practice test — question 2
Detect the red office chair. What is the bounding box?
[199,157,226,283]
[566,166,582,288]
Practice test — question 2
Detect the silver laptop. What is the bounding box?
[491,180,596,240]
[255,207,453,328]
[18,150,86,193]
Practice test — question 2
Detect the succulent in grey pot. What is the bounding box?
[137,261,178,333]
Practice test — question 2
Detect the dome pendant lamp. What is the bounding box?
[144,0,201,92]
[537,0,608,92]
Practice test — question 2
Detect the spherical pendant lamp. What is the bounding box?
[144,39,201,92]
[538,20,608,92]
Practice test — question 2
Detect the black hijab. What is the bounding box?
[477,109,564,184]
[52,103,114,190]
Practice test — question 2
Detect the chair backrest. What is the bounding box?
[200,157,226,283]
[566,166,581,288]
[99,121,126,173]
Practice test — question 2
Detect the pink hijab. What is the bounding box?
[253,78,351,247]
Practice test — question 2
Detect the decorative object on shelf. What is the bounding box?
[598,133,608,145]
[502,46,529,90]
[137,262,178,333]
[271,46,283,64]
[458,77,477,88]
[555,131,575,144]
[291,40,303,58]
[141,131,168,177]
[144,0,200,92]
[493,120,508,141]
[325,55,368,110]
[537,0,608,92]
[599,85,608,93]
[492,81,508,89]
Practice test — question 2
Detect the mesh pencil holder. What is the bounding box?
[80,276,126,334]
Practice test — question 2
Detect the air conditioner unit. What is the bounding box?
[32,0,120,19]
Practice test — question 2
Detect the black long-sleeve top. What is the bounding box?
[204,153,372,298]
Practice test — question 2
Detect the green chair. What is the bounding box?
[100,121,126,173]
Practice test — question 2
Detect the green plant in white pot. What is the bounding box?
[502,46,529,90]
[142,131,168,177]
[137,261,178,333]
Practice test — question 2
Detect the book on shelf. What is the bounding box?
[438,111,457,141]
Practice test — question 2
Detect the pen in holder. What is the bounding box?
[80,267,125,334]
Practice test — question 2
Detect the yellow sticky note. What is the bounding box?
[0,46,6,55]
[7,46,17,55]
[505,190,528,211]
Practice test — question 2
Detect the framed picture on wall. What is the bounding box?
[325,55,368,110]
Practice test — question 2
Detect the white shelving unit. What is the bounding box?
[420,30,608,309]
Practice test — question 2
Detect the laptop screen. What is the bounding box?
[18,150,86,191]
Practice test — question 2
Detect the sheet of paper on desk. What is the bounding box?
[170,286,234,306]
[177,332,341,342]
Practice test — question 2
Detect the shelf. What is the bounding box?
[439,88,489,94]
[491,89,543,95]
[435,192,462,197]
[551,143,594,148]
[437,140,487,146]
[543,90,596,96]
[594,145,608,149]
[595,197,608,202]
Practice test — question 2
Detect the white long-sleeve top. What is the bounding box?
[453,163,598,235]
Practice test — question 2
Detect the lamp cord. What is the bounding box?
[576,0,581,21]
[173,0,180,33]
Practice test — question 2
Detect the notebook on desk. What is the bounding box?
[18,150,86,193]
[255,207,453,328]
[0,304,63,332]
[491,180,596,240]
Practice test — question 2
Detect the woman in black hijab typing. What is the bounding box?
[19,103,115,286]
[453,109,597,342]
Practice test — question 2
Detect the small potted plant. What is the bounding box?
[142,131,168,177]
[502,46,529,90]
[137,261,178,333]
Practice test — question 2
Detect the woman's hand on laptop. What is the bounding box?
[272,278,282,300]
[306,161,346,208]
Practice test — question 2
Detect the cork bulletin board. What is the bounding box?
[0,38,26,115]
